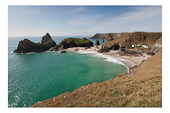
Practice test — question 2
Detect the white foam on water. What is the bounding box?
[78,50,128,68]
[26,52,35,54]
[10,51,13,53]
[77,50,134,69]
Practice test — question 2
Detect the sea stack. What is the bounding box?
[14,33,56,53]
[96,40,100,46]
[41,33,56,49]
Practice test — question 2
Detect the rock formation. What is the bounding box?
[95,40,100,46]
[97,43,120,53]
[14,33,56,53]
[49,38,93,51]
[90,33,121,41]
[41,33,56,49]
[96,32,162,53]
[147,36,162,55]
[14,39,39,53]
[60,51,66,53]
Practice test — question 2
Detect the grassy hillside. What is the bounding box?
[69,38,90,44]
[104,32,162,49]
[32,51,162,107]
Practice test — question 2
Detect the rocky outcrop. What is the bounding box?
[14,39,39,53]
[41,33,56,49]
[147,36,162,55]
[119,48,143,57]
[97,43,120,53]
[90,33,121,41]
[60,51,66,53]
[49,38,93,51]
[95,40,100,45]
[97,45,110,53]
[14,33,56,53]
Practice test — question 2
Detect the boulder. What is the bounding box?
[60,51,66,53]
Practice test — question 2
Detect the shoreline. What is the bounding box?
[65,46,151,69]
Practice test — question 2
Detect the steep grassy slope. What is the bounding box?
[32,51,162,107]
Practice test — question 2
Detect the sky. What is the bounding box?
[8,5,162,37]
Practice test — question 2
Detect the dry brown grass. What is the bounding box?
[32,51,162,107]
[104,32,162,49]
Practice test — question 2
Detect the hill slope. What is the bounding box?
[32,51,162,107]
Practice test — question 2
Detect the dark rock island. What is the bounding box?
[14,33,56,53]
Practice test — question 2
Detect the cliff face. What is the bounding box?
[147,36,162,55]
[96,32,162,53]
[90,33,121,41]
[14,33,56,53]
[41,33,56,49]
[14,39,39,53]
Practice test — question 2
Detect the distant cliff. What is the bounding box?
[90,33,121,41]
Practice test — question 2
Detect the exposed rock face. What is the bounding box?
[147,36,162,55]
[41,33,56,49]
[90,33,121,41]
[119,48,143,57]
[95,40,100,45]
[97,43,120,53]
[111,43,120,50]
[97,45,110,53]
[14,33,56,53]
[14,39,39,53]
[50,38,93,51]
[95,32,162,53]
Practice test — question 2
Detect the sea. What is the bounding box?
[8,36,131,107]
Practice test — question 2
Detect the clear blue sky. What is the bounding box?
[8,6,162,37]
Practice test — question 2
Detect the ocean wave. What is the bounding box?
[77,50,136,69]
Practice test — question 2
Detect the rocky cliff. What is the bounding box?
[147,36,162,55]
[14,33,56,53]
[41,33,56,49]
[96,32,162,53]
[90,33,121,41]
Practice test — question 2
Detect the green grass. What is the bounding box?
[69,38,90,44]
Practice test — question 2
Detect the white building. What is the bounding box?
[142,45,148,48]
[132,45,135,48]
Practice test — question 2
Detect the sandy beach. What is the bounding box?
[104,50,151,65]
[65,45,151,68]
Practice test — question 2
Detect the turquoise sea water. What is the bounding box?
[8,36,127,107]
